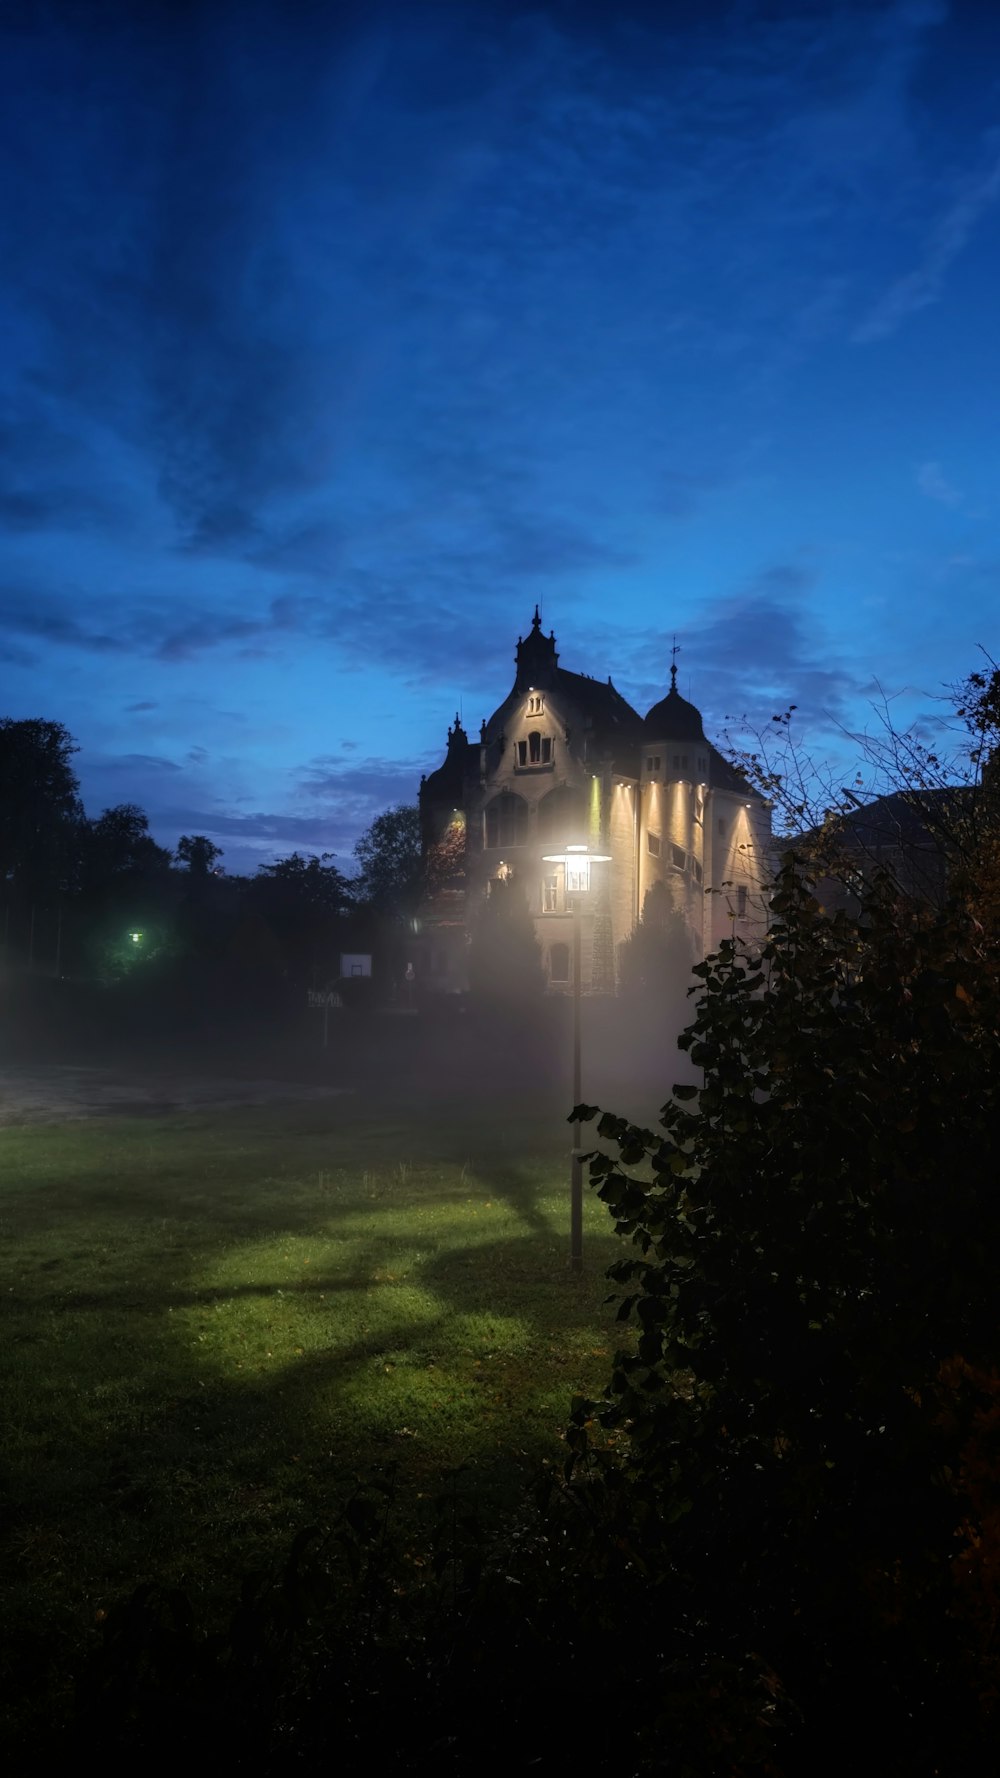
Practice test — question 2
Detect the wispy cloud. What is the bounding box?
[917,460,963,506]
[854,133,1000,342]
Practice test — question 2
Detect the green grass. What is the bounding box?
[1,1098,620,1738]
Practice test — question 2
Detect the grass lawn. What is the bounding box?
[1,1093,621,1743]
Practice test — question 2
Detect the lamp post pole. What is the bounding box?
[543,842,611,1274]
[570,892,583,1271]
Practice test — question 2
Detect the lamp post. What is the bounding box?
[542,841,611,1272]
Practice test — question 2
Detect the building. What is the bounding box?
[416,610,773,997]
[788,786,972,916]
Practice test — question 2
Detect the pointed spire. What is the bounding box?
[670,636,680,691]
[531,604,542,631]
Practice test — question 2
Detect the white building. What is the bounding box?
[417,611,772,995]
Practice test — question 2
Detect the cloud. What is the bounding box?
[613,562,863,741]
[854,133,1000,343]
[916,460,962,506]
[126,700,158,712]
[296,754,424,812]
[2,596,133,655]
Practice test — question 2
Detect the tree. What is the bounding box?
[175,834,223,876]
[0,717,83,904]
[568,853,1000,1771]
[81,804,172,892]
[467,872,545,1010]
[617,881,694,1013]
[243,852,353,985]
[353,804,422,916]
[250,851,351,913]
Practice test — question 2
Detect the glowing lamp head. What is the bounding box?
[129,930,142,944]
[541,841,612,894]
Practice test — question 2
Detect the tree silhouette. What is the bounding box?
[175,834,223,876]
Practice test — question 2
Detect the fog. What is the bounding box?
[0,970,695,1132]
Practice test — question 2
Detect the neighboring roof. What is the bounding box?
[788,786,972,854]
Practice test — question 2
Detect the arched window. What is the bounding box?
[484,792,529,849]
[537,786,587,845]
[516,730,552,766]
[549,942,570,983]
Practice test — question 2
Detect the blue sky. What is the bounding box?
[2,0,997,873]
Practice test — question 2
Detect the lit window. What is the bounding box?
[647,832,661,857]
[542,873,559,912]
[528,694,543,715]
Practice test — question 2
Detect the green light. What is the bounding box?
[129,931,142,944]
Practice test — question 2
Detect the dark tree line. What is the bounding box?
[0,717,423,1000]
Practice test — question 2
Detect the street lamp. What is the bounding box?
[541,841,612,1272]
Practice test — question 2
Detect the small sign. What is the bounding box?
[308,990,343,1009]
[339,952,372,978]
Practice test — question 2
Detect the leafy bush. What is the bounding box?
[567,855,1000,1772]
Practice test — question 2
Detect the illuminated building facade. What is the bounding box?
[417,610,773,995]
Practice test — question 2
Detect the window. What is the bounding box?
[527,694,543,715]
[549,942,570,983]
[542,873,559,912]
[697,756,706,775]
[516,730,552,767]
[736,885,747,917]
[647,832,661,857]
[646,754,661,774]
[671,842,686,872]
[692,859,703,885]
[717,817,726,836]
[484,793,528,849]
